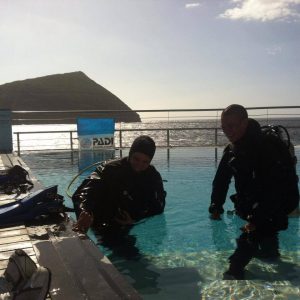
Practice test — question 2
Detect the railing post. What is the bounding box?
[214,128,218,163]
[214,128,218,146]
[70,131,73,151]
[167,129,170,148]
[166,129,171,162]
[17,132,21,156]
[119,130,123,148]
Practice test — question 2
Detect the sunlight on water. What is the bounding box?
[139,250,300,299]
[21,147,300,300]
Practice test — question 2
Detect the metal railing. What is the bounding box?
[13,127,221,156]
[12,106,300,155]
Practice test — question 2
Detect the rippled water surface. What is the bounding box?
[22,147,300,299]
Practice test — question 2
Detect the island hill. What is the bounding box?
[0,71,141,124]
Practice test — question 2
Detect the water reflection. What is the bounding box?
[93,215,203,299]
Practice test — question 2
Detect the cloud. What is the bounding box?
[185,3,201,9]
[266,45,283,55]
[220,0,300,22]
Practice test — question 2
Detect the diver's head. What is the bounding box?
[221,104,249,143]
[129,135,156,172]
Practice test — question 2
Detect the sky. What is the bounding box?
[0,0,300,110]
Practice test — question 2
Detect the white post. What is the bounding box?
[0,109,12,153]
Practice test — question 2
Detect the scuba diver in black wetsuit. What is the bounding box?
[209,104,299,280]
[72,135,166,234]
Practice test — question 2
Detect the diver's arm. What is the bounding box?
[71,173,102,233]
[209,149,232,218]
[72,175,103,214]
[145,171,166,217]
[114,210,135,225]
[72,164,110,227]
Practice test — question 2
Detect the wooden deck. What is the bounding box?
[0,153,141,299]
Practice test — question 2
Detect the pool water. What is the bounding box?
[22,147,300,299]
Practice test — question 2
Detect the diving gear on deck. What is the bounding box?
[0,185,72,226]
[0,165,34,196]
[0,249,51,300]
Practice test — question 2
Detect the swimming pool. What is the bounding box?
[22,147,300,299]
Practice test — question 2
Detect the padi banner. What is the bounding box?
[77,118,115,150]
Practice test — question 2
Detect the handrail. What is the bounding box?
[14,127,219,134]
[13,127,223,155]
[11,106,300,114]
[11,106,300,156]
[13,125,300,156]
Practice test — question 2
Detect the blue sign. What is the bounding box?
[77,118,115,136]
[77,118,115,150]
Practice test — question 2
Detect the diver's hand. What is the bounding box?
[240,222,256,233]
[72,211,94,233]
[210,211,221,220]
[114,210,134,225]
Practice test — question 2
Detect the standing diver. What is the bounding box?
[209,104,299,279]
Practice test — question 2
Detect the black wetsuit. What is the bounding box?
[209,119,299,275]
[72,157,166,230]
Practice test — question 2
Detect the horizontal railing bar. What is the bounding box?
[12,114,300,122]
[117,126,300,131]
[12,109,223,113]
[118,128,220,132]
[12,118,80,121]
[11,106,300,114]
[13,130,77,134]
[14,145,216,151]
[13,125,300,136]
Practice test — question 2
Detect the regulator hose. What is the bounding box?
[66,161,103,199]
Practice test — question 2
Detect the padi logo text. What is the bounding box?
[93,137,114,146]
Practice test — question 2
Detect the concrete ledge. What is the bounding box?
[34,225,141,299]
